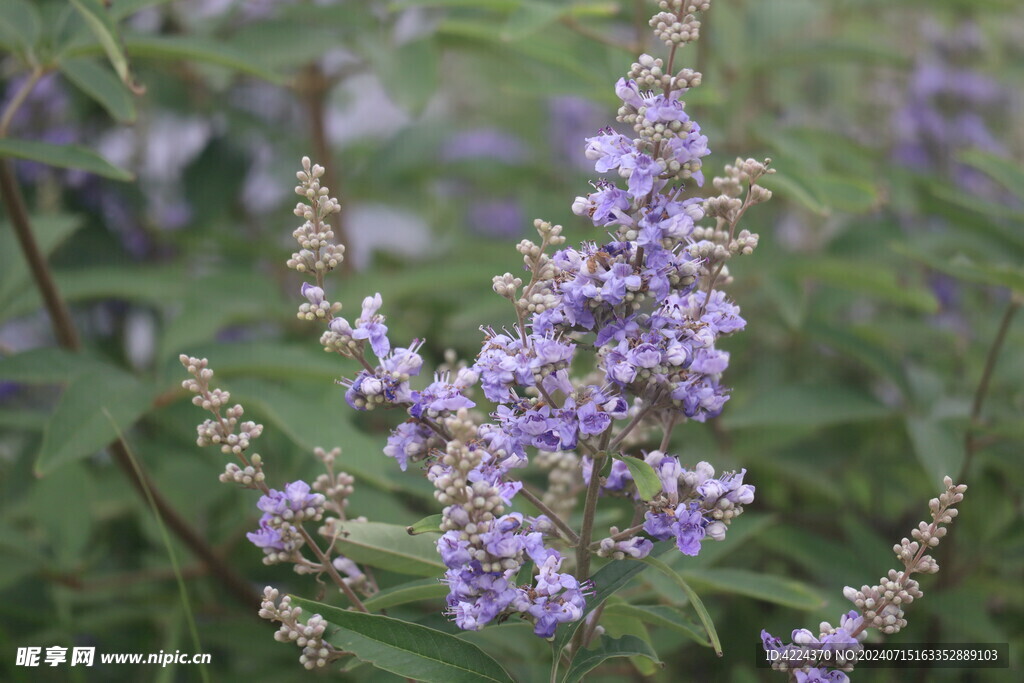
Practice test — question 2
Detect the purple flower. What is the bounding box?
[623,153,659,199]
[353,293,391,358]
[576,401,611,436]
[384,420,433,470]
[257,481,324,519]
[246,515,286,550]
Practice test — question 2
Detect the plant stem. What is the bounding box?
[297,526,369,613]
[1,80,257,606]
[302,63,351,275]
[0,161,81,349]
[607,402,654,452]
[518,485,580,545]
[960,299,1020,480]
[589,522,646,549]
[0,68,44,137]
[575,452,606,581]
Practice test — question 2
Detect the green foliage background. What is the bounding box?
[1,0,1022,681]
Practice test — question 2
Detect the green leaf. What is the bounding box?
[362,578,449,611]
[109,0,175,21]
[290,597,515,683]
[799,258,939,313]
[0,214,84,313]
[0,0,41,57]
[639,555,722,656]
[0,347,110,384]
[501,1,565,41]
[0,139,132,181]
[614,455,661,501]
[329,521,444,576]
[724,385,890,429]
[680,568,826,611]
[601,604,709,646]
[905,417,964,488]
[37,368,159,475]
[551,542,670,658]
[58,57,136,122]
[759,171,828,216]
[125,34,283,83]
[227,379,393,491]
[407,514,443,536]
[377,36,438,114]
[893,245,1024,297]
[958,149,1024,204]
[562,635,660,683]
[70,0,135,87]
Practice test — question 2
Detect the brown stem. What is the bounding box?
[110,439,259,606]
[0,161,81,349]
[961,300,1020,480]
[302,63,351,275]
[297,526,369,613]
[1,140,257,608]
[589,522,646,549]
[518,485,580,545]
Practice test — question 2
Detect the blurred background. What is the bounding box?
[1,0,1022,681]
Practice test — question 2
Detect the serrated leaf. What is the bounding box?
[37,368,159,475]
[615,455,661,501]
[680,568,826,611]
[329,521,444,576]
[0,139,132,181]
[291,597,515,683]
[58,57,136,123]
[70,0,135,88]
[562,635,660,683]
[601,604,709,646]
[407,514,443,535]
[362,578,448,611]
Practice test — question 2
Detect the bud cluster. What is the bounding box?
[259,588,345,670]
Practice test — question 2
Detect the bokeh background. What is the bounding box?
[1,0,1022,681]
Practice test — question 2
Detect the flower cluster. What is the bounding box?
[267,0,773,645]
[761,478,967,681]
[182,0,777,669]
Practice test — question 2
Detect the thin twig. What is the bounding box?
[518,485,580,545]
[1,75,257,607]
[960,299,1020,480]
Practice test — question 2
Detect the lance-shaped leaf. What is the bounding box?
[362,578,448,611]
[70,0,137,89]
[407,514,443,535]
[640,555,722,656]
[615,455,661,501]
[551,541,670,658]
[290,597,514,683]
[328,521,445,576]
[0,139,132,181]
[562,635,661,683]
[58,57,136,123]
[602,603,710,646]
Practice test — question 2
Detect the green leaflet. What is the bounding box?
[291,597,514,683]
